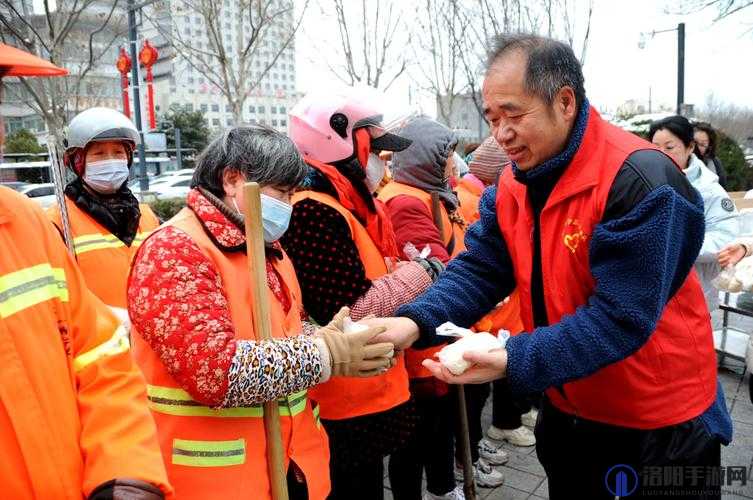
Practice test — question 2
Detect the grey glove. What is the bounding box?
[413,256,445,282]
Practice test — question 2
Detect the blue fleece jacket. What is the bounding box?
[397,117,733,445]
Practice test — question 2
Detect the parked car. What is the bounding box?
[19,183,57,209]
[152,176,192,200]
[1,181,30,192]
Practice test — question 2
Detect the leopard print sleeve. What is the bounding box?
[222,336,324,407]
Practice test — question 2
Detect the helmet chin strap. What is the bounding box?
[354,128,371,170]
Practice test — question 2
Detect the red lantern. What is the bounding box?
[116,48,132,118]
[139,40,159,130]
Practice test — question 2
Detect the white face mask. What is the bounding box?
[232,193,293,243]
[84,159,129,194]
[365,153,386,193]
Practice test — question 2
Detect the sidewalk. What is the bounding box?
[383,367,753,499]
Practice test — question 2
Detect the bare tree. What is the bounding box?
[145,0,308,125]
[698,93,753,144]
[0,0,127,140]
[309,0,408,90]
[449,0,594,119]
[669,0,753,21]
[412,0,471,126]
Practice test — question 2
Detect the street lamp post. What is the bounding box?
[677,22,685,116]
[639,22,686,115]
[127,0,160,192]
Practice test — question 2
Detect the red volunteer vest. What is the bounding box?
[496,107,717,429]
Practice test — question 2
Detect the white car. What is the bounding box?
[19,183,57,209]
[152,176,192,200]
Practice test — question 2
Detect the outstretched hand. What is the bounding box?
[422,349,508,384]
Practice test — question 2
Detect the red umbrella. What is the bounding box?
[0,43,67,76]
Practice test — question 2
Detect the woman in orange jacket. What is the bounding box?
[127,126,394,499]
[0,185,172,500]
[47,107,160,309]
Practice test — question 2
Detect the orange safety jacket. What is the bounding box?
[130,207,330,500]
[456,177,484,225]
[378,181,467,378]
[452,179,525,336]
[48,198,159,308]
[292,190,410,420]
[0,187,171,499]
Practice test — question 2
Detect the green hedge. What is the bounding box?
[149,197,186,221]
[717,131,751,191]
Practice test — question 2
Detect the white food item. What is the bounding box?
[343,317,369,334]
[436,332,502,375]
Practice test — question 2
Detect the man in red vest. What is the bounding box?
[370,34,731,499]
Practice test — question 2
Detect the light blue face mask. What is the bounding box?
[260,193,293,242]
[84,159,129,194]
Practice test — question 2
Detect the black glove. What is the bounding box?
[89,479,164,500]
[413,256,445,282]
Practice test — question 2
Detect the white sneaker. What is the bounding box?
[424,485,466,500]
[487,425,536,447]
[478,438,509,465]
[455,459,505,488]
[521,408,538,428]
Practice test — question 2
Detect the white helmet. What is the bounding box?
[64,107,140,150]
[63,107,140,173]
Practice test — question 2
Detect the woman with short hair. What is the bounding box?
[127,126,395,500]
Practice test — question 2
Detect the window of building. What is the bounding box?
[279,106,286,114]
[249,105,256,113]
[270,106,277,114]
[250,119,257,125]
[201,104,208,113]
[225,104,231,112]
[265,83,271,90]
[212,104,220,112]
[280,119,287,127]
[258,105,265,113]
[212,118,220,126]
[185,103,194,112]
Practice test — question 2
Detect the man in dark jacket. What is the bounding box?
[367,34,732,500]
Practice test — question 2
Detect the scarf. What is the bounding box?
[65,177,141,245]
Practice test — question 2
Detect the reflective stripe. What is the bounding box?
[313,404,321,428]
[73,325,130,372]
[73,231,152,255]
[147,385,309,418]
[172,438,246,467]
[0,264,68,319]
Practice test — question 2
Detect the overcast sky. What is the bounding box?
[296,0,753,117]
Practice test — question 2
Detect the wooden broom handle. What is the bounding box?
[243,182,289,500]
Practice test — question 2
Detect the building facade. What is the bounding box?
[142,0,298,133]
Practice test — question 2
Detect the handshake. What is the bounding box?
[315,308,421,378]
[315,308,509,385]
